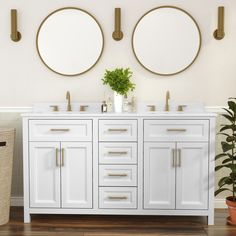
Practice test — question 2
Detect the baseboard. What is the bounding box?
[11,196,24,206]
[10,196,227,209]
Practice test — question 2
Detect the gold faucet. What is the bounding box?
[165,91,170,111]
[66,91,72,112]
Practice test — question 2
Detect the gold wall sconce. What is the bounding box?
[112,8,123,41]
[213,6,225,40]
[11,9,21,42]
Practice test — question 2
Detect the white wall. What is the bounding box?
[0,0,235,206]
[0,0,235,106]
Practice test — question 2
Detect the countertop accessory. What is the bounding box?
[112,8,123,41]
[147,105,156,112]
[213,6,225,40]
[50,105,59,112]
[11,9,21,42]
[165,91,170,111]
[66,91,72,112]
[80,105,89,112]
[101,101,107,113]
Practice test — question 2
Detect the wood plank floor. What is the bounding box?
[0,207,235,236]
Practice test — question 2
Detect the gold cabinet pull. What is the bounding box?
[214,6,225,40]
[61,148,65,167]
[108,151,128,155]
[172,149,176,167]
[11,9,21,42]
[108,196,127,200]
[108,128,128,132]
[50,128,70,132]
[55,148,60,167]
[167,129,187,132]
[112,8,123,41]
[178,149,181,167]
[108,173,128,177]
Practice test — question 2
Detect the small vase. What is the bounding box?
[113,92,123,113]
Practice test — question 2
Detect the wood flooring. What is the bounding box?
[0,207,235,236]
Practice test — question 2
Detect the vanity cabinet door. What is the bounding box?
[29,142,61,208]
[144,142,176,209]
[61,142,92,208]
[176,142,208,210]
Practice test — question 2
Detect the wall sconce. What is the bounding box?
[112,8,123,41]
[11,9,21,42]
[213,6,225,40]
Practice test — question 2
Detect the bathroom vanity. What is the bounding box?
[22,108,216,224]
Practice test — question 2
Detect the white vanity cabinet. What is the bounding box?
[22,113,216,225]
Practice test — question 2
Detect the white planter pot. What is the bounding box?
[113,92,123,113]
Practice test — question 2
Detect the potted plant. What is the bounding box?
[102,68,135,112]
[215,98,236,225]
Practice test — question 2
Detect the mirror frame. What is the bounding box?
[36,7,104,76]
[132,6,202,76]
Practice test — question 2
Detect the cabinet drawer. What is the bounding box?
[99,165,137,186]
[29,120,92,141]
[144,120,209,142]
[99,142,137,164]
[99,120,137,141]
[99,187,137,209]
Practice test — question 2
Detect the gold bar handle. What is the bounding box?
[172,149,176,167]
[167,129,187,132]
[108,151,128,155]
[178,149,181,167]
[55,148,60,167]
[214,6,225,40]
[108,196,127,200]
[108,128,128,132]
[112,8,123,41]
[61,148,65,167]
[108,173,128,177]
[11,9,21,42]
[50,128,70,132]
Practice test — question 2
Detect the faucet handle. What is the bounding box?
[147,105,156,112]
[177,105,187,112]
[80,105,89,112]
[50,105,59,112]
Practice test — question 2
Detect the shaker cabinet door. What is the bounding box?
[144,142,176,209]
[176,142,208,210]
[29,142,61,208]
[61,142,93,208]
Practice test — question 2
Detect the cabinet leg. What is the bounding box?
[24,212,31,223]
[208,214,214,225]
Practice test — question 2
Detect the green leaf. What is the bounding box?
[215,153,228,160]
[217,132,230,137]
[222,114,235,123]
[218,177,233,187]
[228,101,236,114]
[221,142,234,152]
[215,188,232,196]
[215,163,236,171]
[220,125,234,132]
[223,108,234,117]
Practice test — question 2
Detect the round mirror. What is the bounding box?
[37,7,104,76]
[132,6,201,76]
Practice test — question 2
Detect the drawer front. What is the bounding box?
[99,165,137,187]
[144,120,209,142]
[99,142,137,164]
[29,120,92,141]
[99,120,137,141]
[99,187,137,209]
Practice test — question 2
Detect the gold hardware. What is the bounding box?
[36,7,104,77]
[147,105,156,112]
[108,196,128,200]
[61,148,65,167]
[80,105,89,112]
[66,91,72,112]
[108,151,128,155]
[132,6,202,76]
[11,9,21,42]
[167,128,187,132]
[50,105,59,112]
[177,105,187,112]
[112,8,123,41]
[213,6,225,40]
[108,173,128,177]
[56,148,60,167]
[172,149,176,167]
[177,149,181,167]
[108,128,128,132]
[50,128,70,132]
[165,91,170,111]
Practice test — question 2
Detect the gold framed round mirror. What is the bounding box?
[132,6,201,76]
[36,7,104,76]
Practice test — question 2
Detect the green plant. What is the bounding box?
[215,98,236,201]
[102,68,135,96]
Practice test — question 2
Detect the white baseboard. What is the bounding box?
[10,196,227,209]
[11,196,24,206]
